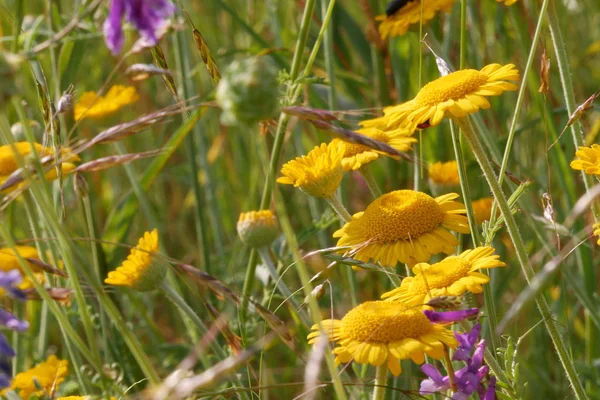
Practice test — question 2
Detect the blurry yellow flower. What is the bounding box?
[0,246,47,294]
[105,229,165,291]
[570,144,600,175]
[334,190,470,267]
[74,84,139,121]
[428,161,459,185]
[308,300,457,376]
[472,197,494,224]
[57,397,116,400]
[4,355,68,398]
[377,0,457,39]
[593,222,600,245]
[277,142,344,198]
[0,142,79,193]
[237,210,279,248]
[382,246,505,305]
[362,64,520,134]
[497,0,518,5]
[333,127,417,171]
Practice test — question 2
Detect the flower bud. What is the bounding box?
[237,210,279,248]
[216,57,280,127]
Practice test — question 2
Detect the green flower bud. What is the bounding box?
[237,210,279,248]
[216,57,280,127]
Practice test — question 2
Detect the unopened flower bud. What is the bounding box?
[237,210,279,248]
[216,57,280,127]
[56,85,75,114]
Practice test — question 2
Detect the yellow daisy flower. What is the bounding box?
[0,246,46,292]
[57,397,116,400]
[74,84,139,121]
[361,64,520,134]
[333,127,417,171]
[498,0,518,5]
[277,142,344,198]
[105,229,165,291]
[0,142,79,193]
[472,197,494,224]
[428,160,460,185]
[307,300,457,376]
[237,210,279,248]
[570,144,600,175]
[381,246,505,305]
[593,222,600,245]
[3,355,68,399]
[333,190,470,267]
[377,0,457,40]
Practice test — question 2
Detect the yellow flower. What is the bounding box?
[570,144,600,175]
[277,142,344,198]
[472,197,494,224]
[428,161,460,185]
[4,355,68,398]
[237,210,279,248]
[497,0,518,5]
[74,85,139,121]
[377,0,457,39]
[105,229,165,291]
[333,127,417,171]
[0,246,46,293]
[57,397,116,400]
[0,142,79,193]
[362,64,520,134]
[307,300,457,376]
[593,222,600,245]
[334,190,470,267]
[381,246,505,305]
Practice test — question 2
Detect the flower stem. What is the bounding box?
[443,346,457,392]
[256,246,308,324]
[372,364,388,400]
[454,116,589,400]
[326,194,352,223]
[360,165,382,198]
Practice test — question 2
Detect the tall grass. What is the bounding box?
[0,0,599,398]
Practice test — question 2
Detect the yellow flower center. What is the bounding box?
[411,257,471,293]
[341,301,432,342]
[414,70,488,107]
[339,130,389,158]
[358,190,443,242]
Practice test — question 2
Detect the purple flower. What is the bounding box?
[481,376,497,400]
[424,308,479,324]
[454,323,482,361]
[0,270,29,389]
[420,364,451,394]
[103,0,176,54]
[0,269,25,300]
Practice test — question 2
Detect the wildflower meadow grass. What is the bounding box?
[0,0,599,399]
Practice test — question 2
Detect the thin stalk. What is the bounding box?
[160,282,225,367]
[489,0,550,223]
[360,165,382,198]
[454,116,588,400]
[241,0,319,322]
[372,365,388,400]
[321,0,337,110]
[325,194,352,223]
[256,246,306,322]
[274,190,347,399]
[449,121,499,353]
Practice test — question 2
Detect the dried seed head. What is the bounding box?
[538,49,551,94]
[74,173,89,198]
[426,295,464,309]
[56,85,76,114]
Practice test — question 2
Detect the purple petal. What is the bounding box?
[103,0,126,54]
[125,0,175,47]
[469,339,486,370]
[424,308,479,323]
[483,377,497,400]
[419,364,450,394]
[0,309,28,331]
[0,334,15,358]
[453,323,481,361]
[451,393,469,400]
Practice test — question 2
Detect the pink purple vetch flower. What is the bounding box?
[103,0,176,54]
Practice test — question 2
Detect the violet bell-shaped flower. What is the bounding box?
[103,0,176,54]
